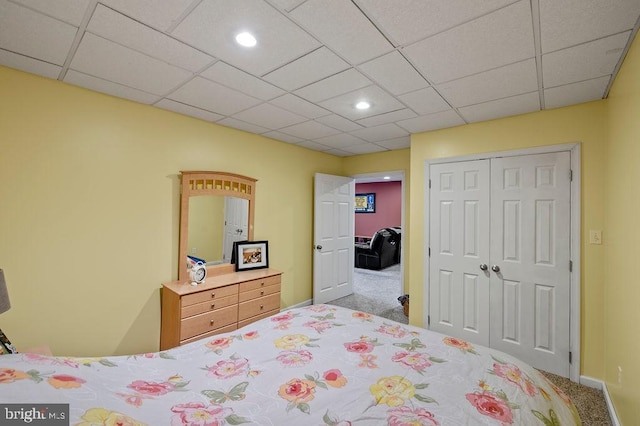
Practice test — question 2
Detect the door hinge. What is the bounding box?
[569,260,573,272]
[428,315,430,326]
[429,179,431,189]
[570,170,573,181]
[428,247,431,257]
[569,351,572,364]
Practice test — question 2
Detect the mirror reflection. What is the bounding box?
[187,196,249,265]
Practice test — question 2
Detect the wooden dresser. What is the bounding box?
[160,268,282,350]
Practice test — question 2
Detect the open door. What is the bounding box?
[313,173,355,304]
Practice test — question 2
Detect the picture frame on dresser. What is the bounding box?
[235,241,269,272]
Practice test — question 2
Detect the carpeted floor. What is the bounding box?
[327,265,612,426]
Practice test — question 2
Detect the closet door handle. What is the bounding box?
[479,264,488,271]
[491,265,501,273]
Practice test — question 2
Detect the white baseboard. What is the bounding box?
[287,299,312,309]
[580,376,620,426]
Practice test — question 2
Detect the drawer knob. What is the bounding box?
[211,292,215,298]
[261,282,265,286]
[211,303,215,309]
[210,319,215,326]
[260,290,264,295]
[260,304,264,310]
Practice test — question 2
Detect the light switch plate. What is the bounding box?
[589,230,602,244]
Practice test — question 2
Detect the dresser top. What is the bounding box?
[163,268,282,296]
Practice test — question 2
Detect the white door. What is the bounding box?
[428,151,572,377]
[222,197,249,262]
[313,173,355,304]
[489,152,571,377]
[429,160,491,346]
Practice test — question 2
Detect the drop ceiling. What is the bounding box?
[1,0,638,156]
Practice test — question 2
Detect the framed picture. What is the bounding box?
[355,193,376,213]
[235,241,269,271]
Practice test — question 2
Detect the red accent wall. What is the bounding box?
[355,181,401,237]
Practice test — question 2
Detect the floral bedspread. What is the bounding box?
[0,304,581,425]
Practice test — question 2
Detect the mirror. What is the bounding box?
[187,195,249,264]
[179,171,256,281]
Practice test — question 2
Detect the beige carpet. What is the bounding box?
[540,371,612,426]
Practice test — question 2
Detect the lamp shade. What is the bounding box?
[0,269,10,314]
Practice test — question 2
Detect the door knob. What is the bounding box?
[491,265,501,273]
[479,264,488,271]
[315,245,323,251]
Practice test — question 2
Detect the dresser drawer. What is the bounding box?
[180,305,238,340]
[181,294,238,319]
[239,282,280,303]
[182,284,238,307]
[238,309,279,329]
[238,275,281,293]
[238,292,280,321]
[180,324,237,345]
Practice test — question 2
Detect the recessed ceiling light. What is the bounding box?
[355,101,370,110]
[235,32,257,47]
[383,176,391,180]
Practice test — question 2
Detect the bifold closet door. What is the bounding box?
[429,160,491,346]
[489,152,571,377]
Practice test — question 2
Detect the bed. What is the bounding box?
[0,304,580,425]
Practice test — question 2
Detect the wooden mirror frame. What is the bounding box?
[178,171,256,281]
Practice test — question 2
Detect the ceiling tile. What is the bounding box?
[64,70,161,104]
[396,110,465,133]
[280,120,341,139]
[290,0,393,64]
[315,114,364,132]
[168,77,262,115]
[376,136,410,150]
[437,59,538,107]
[263,47,349,90]
[233,103,308,129]
[294,68,371,102]
[0,1,78,66]
[217,117,271,134]
[200,61,285,101]
[11,0,91,26]
[0,48,61,79]
[262,130,305,144]
[540,0,640,53]
[398,87,451,115]
[319,85,405,120]
[544,76,610,109]
[87,5,214,73]
[296,140,333,151]
[358,51,430,95]
[100,0,195,31]
[269,94,331,119]
[269,0,307,12]
[543,32,630,88]
[70,33,192,95]
[171,0,320,76]
[355,0,517,45]
[458,91,540,123]
[154,98,224,122]
[313,133,367,149]
[349,123,408,142]
[343,143,388,155]
[403,0,534,83]
[355,108,417,127]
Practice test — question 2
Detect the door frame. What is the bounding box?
[423,143,581,382]
[351,170,406,297]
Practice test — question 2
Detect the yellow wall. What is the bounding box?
[0,65,342,356]
[603,35,640,422]
[409,102,607,381]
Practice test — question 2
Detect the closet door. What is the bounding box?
[489,152,571,377]
[429,160,491,346]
